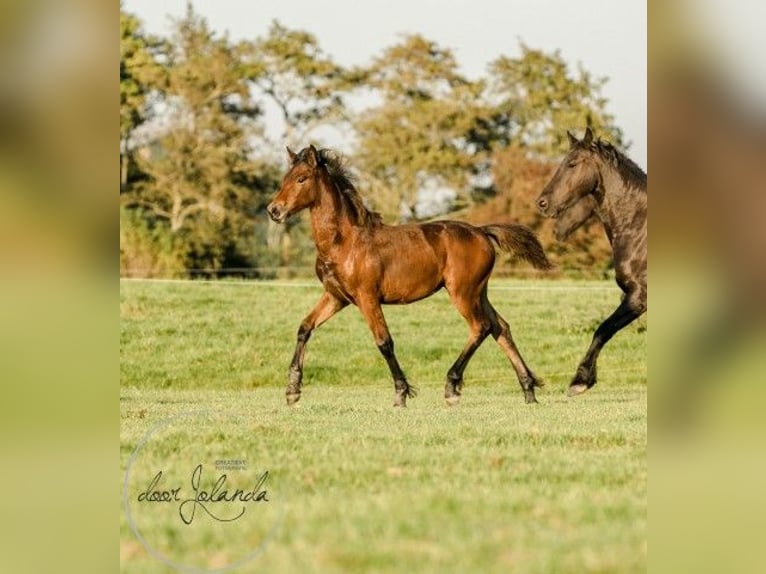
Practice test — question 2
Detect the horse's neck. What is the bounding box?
[594,166,646,242]
[309,180,356,257]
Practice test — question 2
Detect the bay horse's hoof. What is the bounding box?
[286,392,302,405]
[524,394,539,404]
[567,383,590,397]
[393,394,407,407]
[445,395,461,407]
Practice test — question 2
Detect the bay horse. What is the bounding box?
[536,128,647,396]
[267,145,553,407]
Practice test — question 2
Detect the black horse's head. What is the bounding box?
[536,128,601,218]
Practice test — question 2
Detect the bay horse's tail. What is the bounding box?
[481,224,554,270]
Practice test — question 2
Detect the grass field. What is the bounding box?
[120,278,647,573]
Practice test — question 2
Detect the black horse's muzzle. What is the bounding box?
[536,196,551,216]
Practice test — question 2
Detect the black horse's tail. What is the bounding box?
[481,224,554,270]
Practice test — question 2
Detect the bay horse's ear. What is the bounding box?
[286,146,298,165]
[567,130,579,148]
[582,127,594,146]
[306,144,319,168]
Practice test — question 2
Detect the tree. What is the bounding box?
[487,43,625,157]
[243,20,353,146]
[120,5,164,189]
[121,3,277,274]
[353,35,491,221]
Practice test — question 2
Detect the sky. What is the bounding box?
[124,0,647,168]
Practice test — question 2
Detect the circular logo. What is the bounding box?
[123,411,285,572]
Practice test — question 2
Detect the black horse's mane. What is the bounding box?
[591,139,647,191]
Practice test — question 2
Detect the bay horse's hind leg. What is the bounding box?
[482,294,542,404]
[444,287,493,405]
[357,296,416,407]
[286,291,347,405]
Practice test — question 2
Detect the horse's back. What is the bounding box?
[369,221,494,303]
[418,220,494,258]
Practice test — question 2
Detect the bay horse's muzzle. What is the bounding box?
[267,202,286,223]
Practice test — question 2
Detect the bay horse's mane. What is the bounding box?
[589,139,647,191]
[295,147,383,227]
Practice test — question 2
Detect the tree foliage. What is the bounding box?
[120,4,277,275]
[119,5,164,188]
[243,20,353,145]
[354,35,491,220]
[487,44,625,156]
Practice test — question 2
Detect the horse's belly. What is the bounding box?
[379,261,443,304]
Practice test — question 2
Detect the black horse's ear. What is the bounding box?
[286,146,298,164]
[567,130,579,148]
[582,127,594,146]
[306,144,319,168]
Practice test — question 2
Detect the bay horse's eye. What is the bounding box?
[567,161,578,168]
[297,176,307,183]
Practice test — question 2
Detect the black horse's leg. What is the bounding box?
[286,291,347,405]
[569,291,646,396]
[357,297,416,407]
[484,298,543,404]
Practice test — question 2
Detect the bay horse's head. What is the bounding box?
[267,145,325,223]
[536,128,601,218]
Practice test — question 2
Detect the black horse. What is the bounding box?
[536,128,647,395]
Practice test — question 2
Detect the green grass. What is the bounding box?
[120,278,646,573]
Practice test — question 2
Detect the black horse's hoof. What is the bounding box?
[445,395,461,406]
[286,392,301,405]
[567,383,590,397]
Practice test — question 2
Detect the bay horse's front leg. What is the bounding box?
[357,297,417,407]
[569,288,646,396]
[286,291,347,405]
